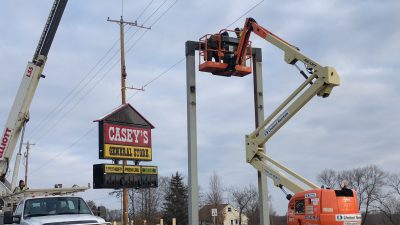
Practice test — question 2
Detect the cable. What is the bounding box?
[29,0,157,138]
[30,127,95,175]
[137,0,264,89]
[121,0,170,49]
[142,0,169,24]
[30,39,119,137]
[30,1,171,141]
[122,0,178,58]
[32,57,121,143]
[135,0,155,21]
[30,0,263,172]
[29,0,178,171]
[148,0,177,27]
[225,0,265,29]
[142,58,184,89]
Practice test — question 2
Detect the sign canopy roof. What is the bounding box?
[94,103,154,129]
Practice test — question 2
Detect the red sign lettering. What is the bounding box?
[104,123,151,147]
[0,128,12,158]
[26,66,33,77]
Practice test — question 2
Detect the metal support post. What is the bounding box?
[24,141,35,187]
[252,48,270,225]
[186,41,199,225]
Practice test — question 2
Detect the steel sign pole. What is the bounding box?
[252,48,270,225]
[186,41,199,225]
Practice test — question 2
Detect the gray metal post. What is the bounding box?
[186,41,199,225]
[252,48,270,225]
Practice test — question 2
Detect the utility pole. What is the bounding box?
[23,141,35,187]
[108,16,150,225]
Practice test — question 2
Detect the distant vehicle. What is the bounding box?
[3,196,108,225]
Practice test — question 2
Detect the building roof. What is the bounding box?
[94,103,154,128]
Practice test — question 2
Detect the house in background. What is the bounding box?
[199,204,248,225]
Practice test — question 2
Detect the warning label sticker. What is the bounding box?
[344,222,360,225]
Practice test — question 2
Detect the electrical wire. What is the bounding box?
[135,0,155,21]
[29,0,178,171]
[29,0,264,172]
[225,0,265,29]
[29,0,157,138]
[29,40,119,137]
[138,0,264,89]
[30,127,95,175]
[142,57,184,89]
[30,1,171,141]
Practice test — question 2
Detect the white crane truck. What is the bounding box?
[0,1,109,224]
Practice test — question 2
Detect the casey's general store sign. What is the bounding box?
[96,104,155,161]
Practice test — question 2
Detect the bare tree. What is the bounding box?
[352,165,387,225]
[318,165,387,225]
[387,173,400,196]
[206,171,224,205]
[317,169,339,189]
[107,209,122,222]
[199,185,206,208]
[243,185,259,225]
[136,188,163,225]
[205,171,225,225]
[229,184,256,225]
[377,173,400,225]
[108,176,168,225]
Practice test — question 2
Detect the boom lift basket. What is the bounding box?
[198,29,253,77]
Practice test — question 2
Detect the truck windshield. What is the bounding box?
[23,197,92,218]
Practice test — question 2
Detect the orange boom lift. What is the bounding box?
[199,18,361,225]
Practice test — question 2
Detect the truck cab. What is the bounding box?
[3,196,108,225]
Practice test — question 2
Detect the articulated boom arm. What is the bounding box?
[241,18,340,194]
[0,0,68,189]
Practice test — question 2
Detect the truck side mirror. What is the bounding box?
[13,215,21,224]
[3,211,13,224]
[98,206,107,220]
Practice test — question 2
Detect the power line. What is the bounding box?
[30,0,264,172]
[30,39,119,137]
[29,0,158,138]
[143,0,169,24]
[30,127,95,175]
[30,1,173,141]
[225,0,265,29]
[29,0,178,171]
[137,0,264,89]
[142,57,184,89]
[123,0,177,58]
[135,0,155,21]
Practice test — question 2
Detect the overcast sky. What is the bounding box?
[0,0,399,215]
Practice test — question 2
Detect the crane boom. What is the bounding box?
[0,0,68,190]
[237,18,340,194]
[198,18,362,225]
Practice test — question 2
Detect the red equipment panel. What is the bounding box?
[287,189,361,225]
